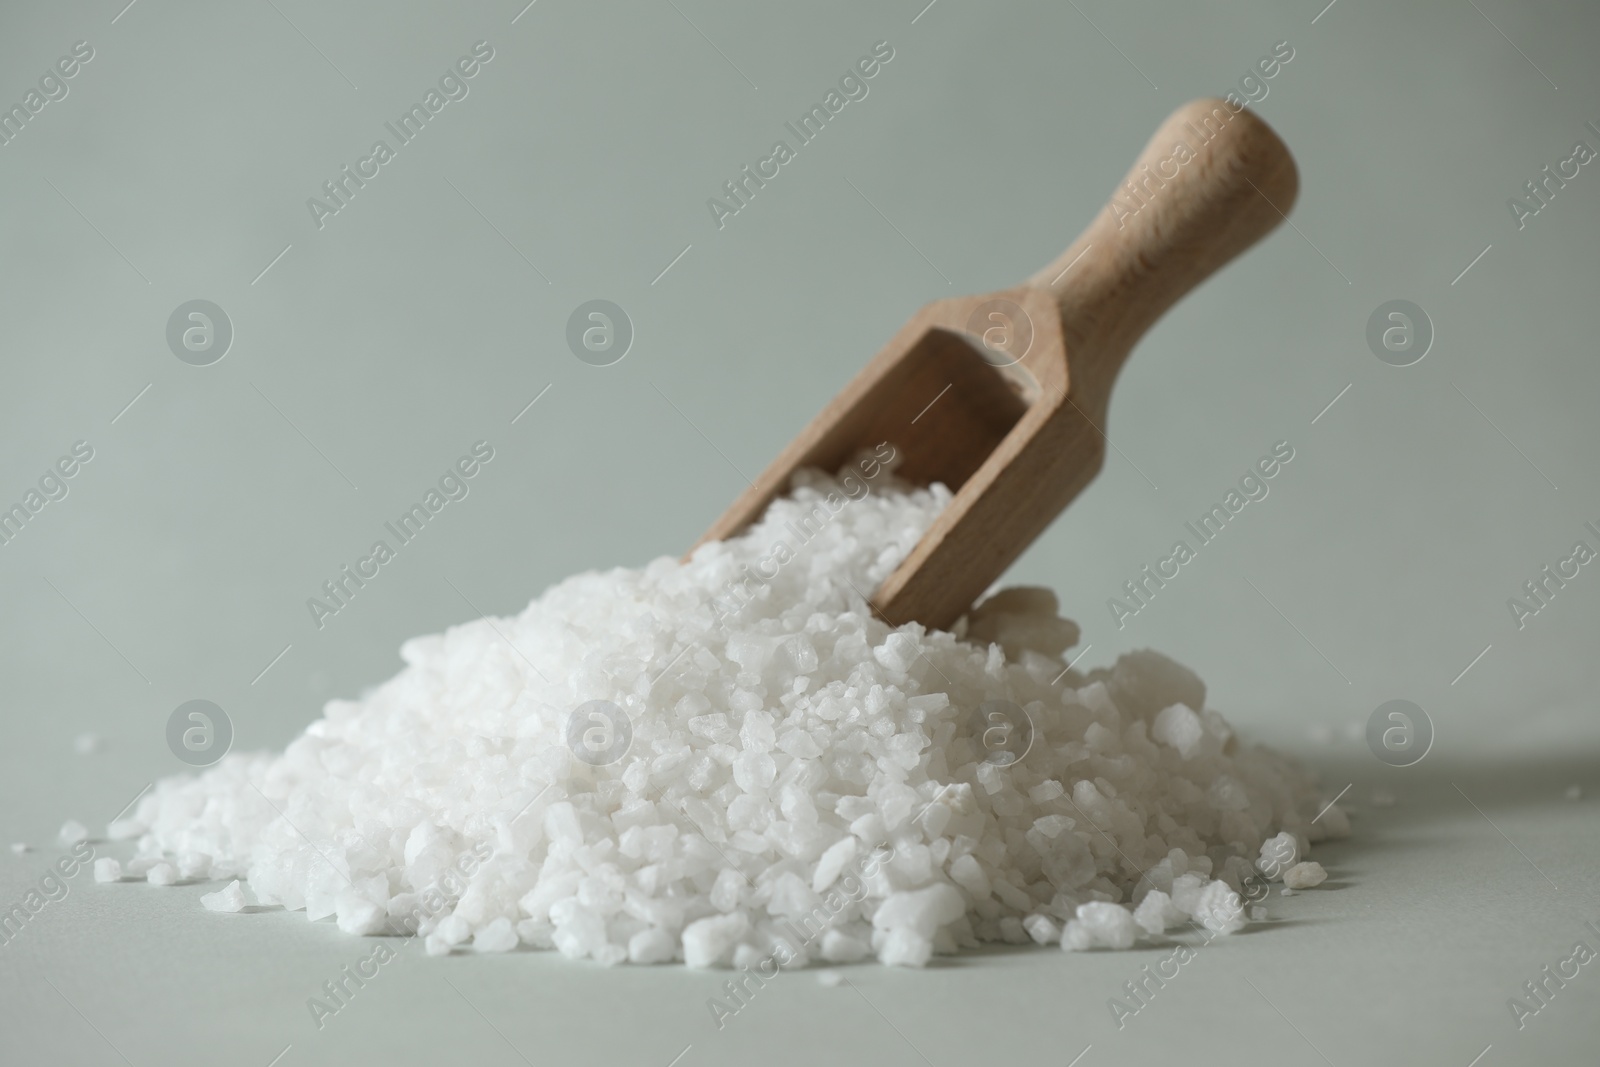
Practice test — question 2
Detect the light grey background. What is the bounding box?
[2,0,1597,1064]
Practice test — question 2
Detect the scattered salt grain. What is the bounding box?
[816,969,844,987]
[146,862,178,886]
[96,476,1334,967]
[1282,862,1327,890]
[200,880,246,912]
[57,820,88,847]
[93,858,121,882]
[10,843,28,854]
[74,732,100,755]
[1256,831,1300,880]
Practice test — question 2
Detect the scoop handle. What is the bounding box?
[1029,98,1298,403]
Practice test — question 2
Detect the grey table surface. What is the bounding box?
[2,0,1598,1064]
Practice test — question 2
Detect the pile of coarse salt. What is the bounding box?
[103,467,1345,966]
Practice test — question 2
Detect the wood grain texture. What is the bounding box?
[693,98,1299,631]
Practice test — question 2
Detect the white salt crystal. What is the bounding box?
[872,884,964,939]
[682,912,750,968]
[1193,881,1246,934]
[992,880,1033,913]
[335,893,388,935]
[1282,862,1328,890]
[1028,780,1064,803]
[849,814,886,848]
[88,476,1334,967]
[473,918,519,953]
[435,914,471,946]
[10,843,28,854]
[1256,831,1300,880]
[948,854,991,899]
[200,880,246,912]
[1206,776,1250,812]
[57,820,88,847]
[1169,873,1207,915]
[1063,902,1140,950]
[146,863,178,886]
[877,927,934,967]
[1152,704,1204,758]
[517,919,556,949]
[918,799,952,838]
[1022,913,1059,945]
[820,929,870,963]
[1031,814,1072,840]
[1132,890,1181,936]
[93,858,121,883]
[873,633,920,674]
[628,929,676,964]
[709,868,744,912]
[1060,921,1094,951]
[74,733,100,754]
[812,838,856,894]
[544,803,582,846]
[816,969,844,987]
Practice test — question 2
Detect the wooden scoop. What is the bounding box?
[693,98,1299,631]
